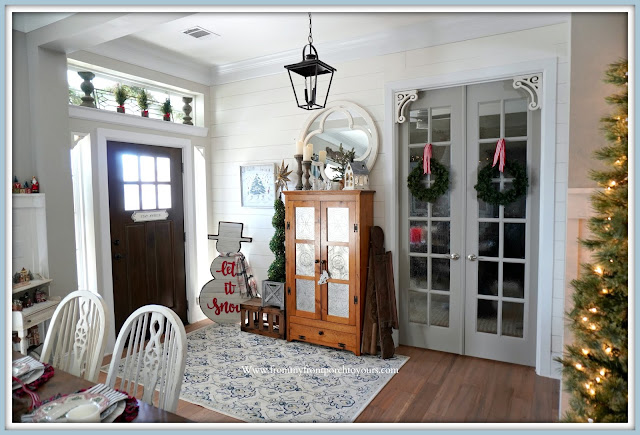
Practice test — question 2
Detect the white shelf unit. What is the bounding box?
[12,194,57,354]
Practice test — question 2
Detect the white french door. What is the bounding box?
[399,79,540,366]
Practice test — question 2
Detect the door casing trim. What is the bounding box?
[384,58,558,378]
[95,128,198,351]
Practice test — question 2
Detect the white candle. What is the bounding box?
[303,144,313,161]
[295,140,304,155]
[318,150,327,163]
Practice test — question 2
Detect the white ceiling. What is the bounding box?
[12,12,74,33]
[124,13,441,66]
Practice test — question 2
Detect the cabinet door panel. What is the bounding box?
[287,200,321,320]
[321,201,356,325]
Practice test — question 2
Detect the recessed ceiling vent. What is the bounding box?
[183,26,219,39]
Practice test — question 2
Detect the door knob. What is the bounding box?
[114,253,124,260]
[449,253,460,260]
[467,254,477,261]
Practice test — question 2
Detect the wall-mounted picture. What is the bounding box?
[240,164,276,208]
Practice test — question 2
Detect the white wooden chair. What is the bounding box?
[40,290,109,382]
[106,305,187,413]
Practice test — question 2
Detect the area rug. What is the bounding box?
[102,323,408,423]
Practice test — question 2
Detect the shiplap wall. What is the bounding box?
[209,22,570,377]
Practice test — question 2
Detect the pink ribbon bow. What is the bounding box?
[423,143,432,175]
[492,138,506,172]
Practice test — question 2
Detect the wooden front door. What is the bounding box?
[107,141,187,333]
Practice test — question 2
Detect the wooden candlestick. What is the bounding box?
[303,161,312,190]
[294,154,303,190]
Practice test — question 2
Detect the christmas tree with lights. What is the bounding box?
[560,59,628,422]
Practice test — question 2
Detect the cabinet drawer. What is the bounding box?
[12,300,59,330]
[289,322,356,349]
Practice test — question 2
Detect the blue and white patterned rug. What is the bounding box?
[105,323,408,423]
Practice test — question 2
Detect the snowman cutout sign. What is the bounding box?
[199,221,257,323]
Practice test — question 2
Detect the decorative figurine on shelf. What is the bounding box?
[35,289,47,303]
[12,176,21,193]
[20,181,31,194]
[343,161,370,190]
[12,300,23,312]
[31,176,39,193]
[199,221,257,324]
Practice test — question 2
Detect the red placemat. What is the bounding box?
[13,364,54,396]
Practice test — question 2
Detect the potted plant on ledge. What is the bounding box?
[137,89,152,117]
[113,84,129,113]
[161,98,172,121]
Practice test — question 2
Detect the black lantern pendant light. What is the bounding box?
[284,13,336,110]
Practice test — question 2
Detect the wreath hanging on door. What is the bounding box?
[474,160,529,205]
[407,158,449,203]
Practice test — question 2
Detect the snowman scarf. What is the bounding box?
[221,252,258,298]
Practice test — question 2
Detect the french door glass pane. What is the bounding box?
[502,302,524,338]
[295,207,315,240]
[504,182,526,218]
[478,261,499,296]
[431,221,450,254]
[296,279,315,313]
[328,246,349,280]
[505,99,528,137]
[503,263,525,299]
[409,109,429,144]
[430,294,449,327]
[477,299,498,334]
[409,147,430,217]
[431,258,450,291]
[479,101,500,139]
[504,223,526,259]
[431,107,451,142]
[295,243,315,277]
[122,154,139,182]
[479,192,500,218]
[409,221,429,253]
[327,282,349,318]
[326,208,349,242]
[479,142,496,168]
[478,222,499,257]
[409,290,428,324]
[504,140,527,176]
[409,257,428,289]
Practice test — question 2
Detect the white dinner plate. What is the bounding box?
[31,393,110,422]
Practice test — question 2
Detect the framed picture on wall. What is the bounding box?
[240,164,276,208]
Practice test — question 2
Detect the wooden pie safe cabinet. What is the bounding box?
[283,190,374,355]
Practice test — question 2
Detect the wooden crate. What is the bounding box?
[240,298,285,339]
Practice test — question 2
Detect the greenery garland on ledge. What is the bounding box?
[474,161,529,205]
[407,159,449,203]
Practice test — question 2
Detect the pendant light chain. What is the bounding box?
[308,13,313,44]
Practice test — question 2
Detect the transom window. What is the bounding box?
[122,154,172,211]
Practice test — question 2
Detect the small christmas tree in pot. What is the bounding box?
[137,89,152,117]
[262,160,292,310]
[113,84,129,113]
[161,98,172,121]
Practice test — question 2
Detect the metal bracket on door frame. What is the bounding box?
[512,74,542,110]
[394,90,418,124]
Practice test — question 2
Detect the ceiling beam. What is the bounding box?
[25,12,196,54]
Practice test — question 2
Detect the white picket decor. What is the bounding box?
[106,305,187,413]
[40,290,109,382]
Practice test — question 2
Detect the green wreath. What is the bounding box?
[407,159,449,203]
[474,161,529,205]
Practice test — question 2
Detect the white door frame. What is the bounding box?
[94,128,200,351]
[383,58,558,377]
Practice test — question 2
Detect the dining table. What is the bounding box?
[11,351,191,423]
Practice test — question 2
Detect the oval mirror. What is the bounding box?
[300,101,378,181]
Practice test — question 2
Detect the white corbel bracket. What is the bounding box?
[395,90,418,123]
[513,74,542,111]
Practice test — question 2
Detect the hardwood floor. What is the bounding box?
[100,318,559,423]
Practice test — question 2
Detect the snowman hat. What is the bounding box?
[208,221,252,243]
